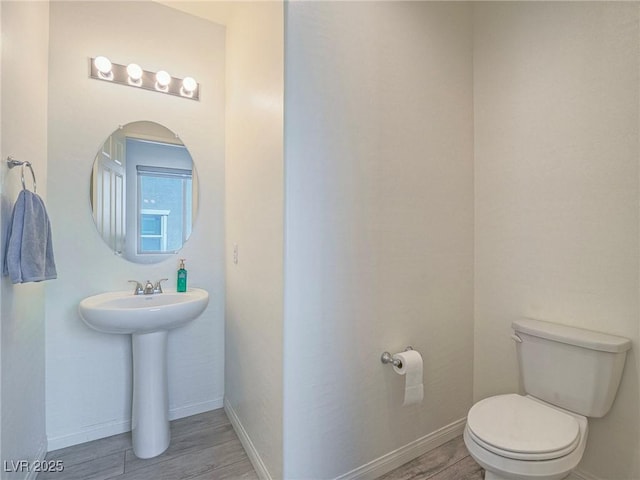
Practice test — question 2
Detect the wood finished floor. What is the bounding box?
[39,409,257,480]
[39,409,483,480]
[378,436,484,480]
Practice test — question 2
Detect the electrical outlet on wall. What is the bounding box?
[233,244,239,265]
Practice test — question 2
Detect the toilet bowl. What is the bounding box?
[464,318,631,480]
[464,394,588,480]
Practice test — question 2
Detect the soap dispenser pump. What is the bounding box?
[177,259,187,292]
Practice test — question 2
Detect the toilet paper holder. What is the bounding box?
[381,346,413,368]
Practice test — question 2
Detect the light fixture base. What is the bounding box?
[89,58,199,101]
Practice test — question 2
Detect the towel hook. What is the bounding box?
[7,156,37,193]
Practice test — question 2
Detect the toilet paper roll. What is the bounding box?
[392,350,424,406]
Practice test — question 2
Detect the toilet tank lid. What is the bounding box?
[512,318,631,353]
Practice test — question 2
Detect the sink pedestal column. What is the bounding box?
[131,330,170,458]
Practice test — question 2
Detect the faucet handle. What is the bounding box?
[154,278,169,294]
[128,280,144,295]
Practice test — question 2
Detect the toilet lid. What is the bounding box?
[467,394,581,459]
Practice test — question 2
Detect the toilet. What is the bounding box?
[464,318,631,480]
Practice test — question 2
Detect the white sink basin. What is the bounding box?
[78,287,209,459]
[79,288,209,334]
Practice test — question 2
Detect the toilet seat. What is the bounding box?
[467,394,581,461]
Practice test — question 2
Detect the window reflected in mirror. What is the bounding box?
[136,164,192,253]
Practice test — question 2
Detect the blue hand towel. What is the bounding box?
[3,190,57,284]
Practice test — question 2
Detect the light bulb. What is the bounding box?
[127,63,143,82]
[155,70,171,88]
[182,77,197,93]
[94,56,112,77]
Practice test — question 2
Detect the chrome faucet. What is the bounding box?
[154,278,168,294]
[128,280,144,295]
[143,280,155,295]
[128,279,168,295]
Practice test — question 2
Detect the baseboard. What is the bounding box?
[47,397,223,451]
[224,398,272,480]
[569,469,602,480]
[168,397,224,421]
[23,440,47,480]
[47,418,131,452]
[335,417,467,480]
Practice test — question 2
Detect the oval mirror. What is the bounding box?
[90,121,198,264]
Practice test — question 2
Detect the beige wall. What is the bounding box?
[223,3,284,478]
[151,4,640,479]
[161,2,285,477]
[473,3,640,479]
[284,2,474,477]
[59,3,636,479]
[1,0,50,471]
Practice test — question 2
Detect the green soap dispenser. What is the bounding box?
[177,259,188,292]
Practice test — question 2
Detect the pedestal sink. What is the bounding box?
[78,288,209,459]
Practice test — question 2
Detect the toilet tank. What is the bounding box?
[512,318,631,417]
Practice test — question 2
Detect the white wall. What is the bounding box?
[284,2,474,478]
[156,4,285,477]
[36,3,639,479]
[473,3,640,479]
[222,3,284,479]
[0,1,3,463]
[1,0,50,474]
[45,1,225,449]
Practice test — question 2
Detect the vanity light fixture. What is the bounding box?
[89,57,199,101]
[155,70,172,92]
[94,56,113,80]
[181,77,198,97]
[126,63,143,86]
